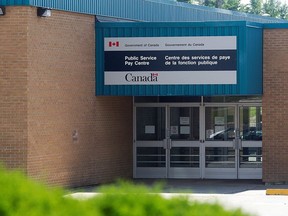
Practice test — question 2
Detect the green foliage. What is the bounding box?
[223,0,241,11]
[250,0,263,14]
[0,168,98,216]
[90,181,250,216]
[0,168,251,216]
[177,0,194,3]
[278,3,288,19]
[263,0,281,17]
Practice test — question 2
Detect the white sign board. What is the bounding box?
[104,36,237,85]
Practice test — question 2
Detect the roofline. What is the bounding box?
[1,0,287,24]
[96,20,264,28]
[146,0,287,23]
[263,23,288,29]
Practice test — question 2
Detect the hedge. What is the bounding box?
[0,168,250,216]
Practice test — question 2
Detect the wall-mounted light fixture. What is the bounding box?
[0,6,6,16]
[37,7,51,17]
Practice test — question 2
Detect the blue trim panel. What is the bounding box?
[96,21,263,96]
[1,0,30,5]
[263,23,288,28]
[2,0,287,23]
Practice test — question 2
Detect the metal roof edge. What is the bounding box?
[246,21,264,28]
[146,0,287,23]
[263,23,288,29]
[2,0,287,24]
[96,21,263,29]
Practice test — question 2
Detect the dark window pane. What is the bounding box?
[239,147,262,168]
[205,147,235,168]
[136,147,166,168]
[136,107,165,141]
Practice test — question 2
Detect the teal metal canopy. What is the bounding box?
[96,21,263,96]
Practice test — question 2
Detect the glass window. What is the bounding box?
[134,96,201,103]
[239,107,262,141]
[170,147,200,168]
[170,107,199,141]
[205,107,235,141]
[205,147,235,168]
[204,96,262,103]
[136,107,165,141]
[239,147,262,168]
[136,147,166,167]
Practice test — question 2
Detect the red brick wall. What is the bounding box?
[1,7,133,187]
[263,28,288,183]
[0,7,28,170]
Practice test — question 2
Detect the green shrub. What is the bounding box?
[89,181,250,216]
[0,168,250,216]
[0,168,98,216]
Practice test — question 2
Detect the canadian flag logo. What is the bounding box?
[109,41,119,47]
[151,73,159,77]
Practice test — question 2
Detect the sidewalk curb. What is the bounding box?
[266,189,288,196]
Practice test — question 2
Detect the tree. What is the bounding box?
[278,3,288,19]
[263,0,281,18]
[203,0,217,8]
[177,0,194,3]
[250,0,263,14]
[223,0,241,11]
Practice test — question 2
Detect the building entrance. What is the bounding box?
[134,99,262,179]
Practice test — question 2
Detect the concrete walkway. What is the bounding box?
[69,179,288,216]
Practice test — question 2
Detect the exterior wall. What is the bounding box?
[263,29,288,183]
[0,7,28,170]
[26,8,133,187]
[0,7,133,187]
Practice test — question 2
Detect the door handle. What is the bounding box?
[233,139,237,150]
[233,138,242,150]
[163,139,167,149]
[163,139,172,149]
[168,139,172,149]
[238,139,242,150]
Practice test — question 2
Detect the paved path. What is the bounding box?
[161,190,288,216]
[69,179,288,216]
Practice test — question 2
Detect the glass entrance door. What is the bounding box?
[134,103,262,179]
[238,106,262,179]
[168,107,201,178]
[203,105,262,179]
[134,105,200,178]
[134,106,167,178]
[204,106,237,179]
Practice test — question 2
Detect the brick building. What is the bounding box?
[1,0,288,187]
